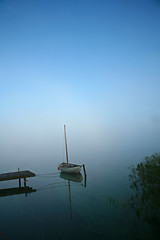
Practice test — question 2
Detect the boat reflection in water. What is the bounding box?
[60,172,86,220]
[60,172,83,183]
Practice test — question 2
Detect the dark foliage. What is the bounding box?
[129,154,160,237]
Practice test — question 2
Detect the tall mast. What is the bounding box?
[64,125,69,166]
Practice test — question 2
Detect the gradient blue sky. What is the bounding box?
[0,0,160,164]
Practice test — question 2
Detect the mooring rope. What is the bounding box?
[37,181,66,190]
[37,180,81,191]
[36,172,59,178]
[36,172,59,175]
[36,175,59,179]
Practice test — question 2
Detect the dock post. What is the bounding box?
[84,174,86,187]
[83,164,87,187]
[83,164,86,175]
[24,178,27,187]
[18,168,21,187]
[19,178,21,187]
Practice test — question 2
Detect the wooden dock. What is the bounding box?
[0,170,35,181]
[0,170,36,187]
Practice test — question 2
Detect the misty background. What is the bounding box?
[0,0,160,173]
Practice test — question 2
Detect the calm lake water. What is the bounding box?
[0,129,160,240]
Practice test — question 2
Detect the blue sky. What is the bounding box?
[0,0,160,163]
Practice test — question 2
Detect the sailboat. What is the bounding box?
[58,125,82,174]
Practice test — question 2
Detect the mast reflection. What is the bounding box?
[60,172,86,219]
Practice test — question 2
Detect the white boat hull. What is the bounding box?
[59,163,82,174]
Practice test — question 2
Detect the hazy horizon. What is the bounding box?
[0,0,160,169]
